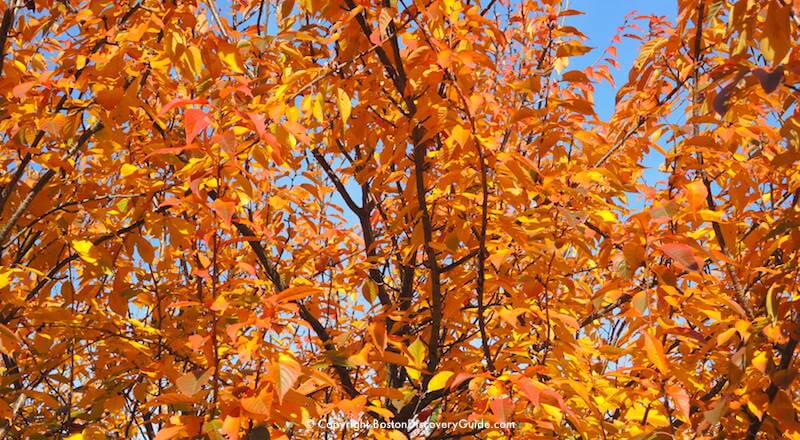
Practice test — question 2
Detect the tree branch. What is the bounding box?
[745,336,798,439]
[0,122,103,249]
[0,0,18,81]
[232,221,360,398]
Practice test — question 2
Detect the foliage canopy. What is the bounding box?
[0,0,799,438]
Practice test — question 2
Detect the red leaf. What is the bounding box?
[713,83,735,115]
[247,112,267,139]
[490,397,513,424]
[369,29,382,46]
[713,71,747,115]
[185,109,211,144]
[213,132,238,156]
[157,198,181,209]
[668,326,706,343]
[12,81,36,99]
[159,98,208,115]
[752,65,784,94]
[517,377,541,406]
[449,372,474,391]
[660,242,702,272]
[666,384,691,420]
[416,408,433,422]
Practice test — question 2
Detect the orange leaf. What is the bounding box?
[684,180,708,213]
[642,331,670,374]
[667,384,691,421]
[210,199,237,228]
[154,425,185,440]
[274,354,301,404]
[369,320,386,355]
[241,389,272,416]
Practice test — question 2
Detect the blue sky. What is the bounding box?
[568,0,678,120]
[305,0,680,223]
[568,0,678,209]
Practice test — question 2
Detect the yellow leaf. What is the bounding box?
[594,209,617,223]
[312,93,324,123]
[499,308,526,329]
[222,416,241,440]
[541,403,563,425]
[220,48,244,74]
[752,350,768,373]
[65,434,83,440]
[405,366,421,380]
[185,46,203,77]
[427,371,454,392]
[72,240,98,264]
[407,337,426,368]
[0,268,15,289]
[553,57,569,74]
[347,345,371,367]
[336,88,351,124]
[451,125,470,147]
[366,405,395,419]
[698,209,723,222]
[120,163,138,178]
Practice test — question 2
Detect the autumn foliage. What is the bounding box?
[0,0,799,438]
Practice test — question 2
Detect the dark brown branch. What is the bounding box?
[0,215,145,325]
[311,148,363,215]
[580,293,633,328]
[745,337,798,439]
[412,135,444,386]
[440,249,478,272]
[475,115,494,373]
[0,0,17,81]
[0,2,142,216]
[480,0,498,17]
[0,122,103,248]
[342,0,414,112]
[232,221,360,398]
